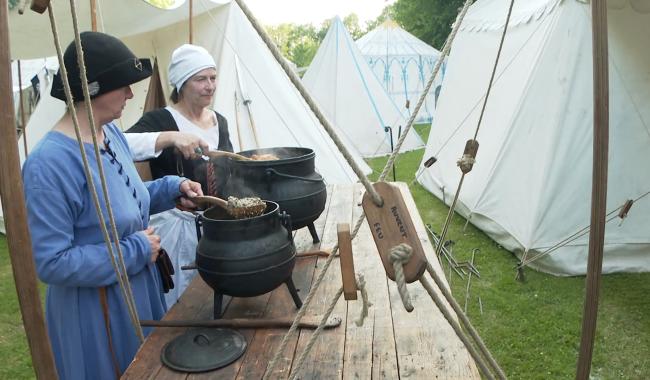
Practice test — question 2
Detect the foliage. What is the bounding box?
[391,0,466,49]
[267,13,369,70]
[365,124,650,379]
[142,0,179,10]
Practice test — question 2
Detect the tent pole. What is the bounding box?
[17,59,29,156]
[90,0,97,32]
[0,0,59,378]
[189,0,193,44]
[576,0,609,379]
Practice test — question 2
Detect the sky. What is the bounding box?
[242,0,396,26]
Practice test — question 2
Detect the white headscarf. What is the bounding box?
[168,44,216,92]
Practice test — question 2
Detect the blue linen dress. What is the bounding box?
[22,123,185,379]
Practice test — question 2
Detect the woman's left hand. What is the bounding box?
[178,179,203,209]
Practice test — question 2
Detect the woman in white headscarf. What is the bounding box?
[126,44,234,306]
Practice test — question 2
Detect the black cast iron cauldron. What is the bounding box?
[222,147,327,243]
[196,201,302,318]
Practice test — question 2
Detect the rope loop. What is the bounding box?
[390,243,414,312]
[355,274,372,327]
[457,155,476,173]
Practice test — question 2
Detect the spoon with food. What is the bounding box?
[192,195,266,219]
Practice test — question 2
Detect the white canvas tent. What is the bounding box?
[7,0,369,180]
[303,16,425,157]
[356,19,444,124]
[417,0,650,276]
[3,0,372,233]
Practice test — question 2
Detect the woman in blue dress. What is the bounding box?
[22,32,202,379]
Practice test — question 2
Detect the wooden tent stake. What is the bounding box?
[337,223,357,300]
[0,1,58,377]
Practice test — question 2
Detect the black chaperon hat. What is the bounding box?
[51,31,152,101]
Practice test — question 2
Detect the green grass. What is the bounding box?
[2,123,649,378]
[0,236,39,379]
[366,123,650,379]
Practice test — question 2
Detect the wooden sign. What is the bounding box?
[362,182,427,283]
[337,223,357,300]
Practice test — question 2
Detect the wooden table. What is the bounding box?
[123,183,480,379]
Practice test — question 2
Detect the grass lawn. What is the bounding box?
[1,123,648,378]
[365,124,650,379]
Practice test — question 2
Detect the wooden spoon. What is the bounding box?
[192,195,266,219]
[203,150,253,161]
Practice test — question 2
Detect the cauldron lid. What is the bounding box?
[161,328,247,372]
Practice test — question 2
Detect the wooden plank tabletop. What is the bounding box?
[123,183,480,379]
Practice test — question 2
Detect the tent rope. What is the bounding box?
[518,190,650,267]
[67,0,143,341]
[390,243,414,312]
[411,7,551,186]
[377,0,470,182]
[434,0,515,264]
[424,261,507,379]
[47,1,144,342]
[249,0,504,377]
[287,274,370,380]
[233,0,383,208]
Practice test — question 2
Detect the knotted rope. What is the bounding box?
[287,275,370,380]
[355,274,371,327]
[390,243,414,312]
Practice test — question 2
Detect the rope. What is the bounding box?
[263,212,367,379]
[519,190,650,267]
[355,274,371,327]
[390,243,414,312]
[425,262,507,379]
[47,2,143,342]
[233,0,383,207]
[419,275,496,380]
[434,0,515,264]
[288,287,343,380]
[288,274,371,379]
[263,0,478,376]
[379,0,472,183]
[67,0,143,342]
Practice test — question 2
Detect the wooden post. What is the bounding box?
[0,1,59,378]
[90,0,97,32]
[188,0,193,44]
[576,0,609,379]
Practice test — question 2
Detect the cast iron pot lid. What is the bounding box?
[161,328,247,373]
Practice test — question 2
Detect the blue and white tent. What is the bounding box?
[357,20,444,124]
[303,17,425,157]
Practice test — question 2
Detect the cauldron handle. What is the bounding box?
[265,168,324,183]
[280,211,293,242]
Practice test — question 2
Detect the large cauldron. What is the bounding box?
[196,201,302,318]
[223,147,327,243]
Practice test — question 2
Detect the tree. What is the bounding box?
[391,0,465,49]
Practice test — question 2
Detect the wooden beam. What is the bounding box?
[0,1,58,378]
[576,0,609,379]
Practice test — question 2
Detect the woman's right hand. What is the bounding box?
[143,227,161,263]
[157,131,210,159]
